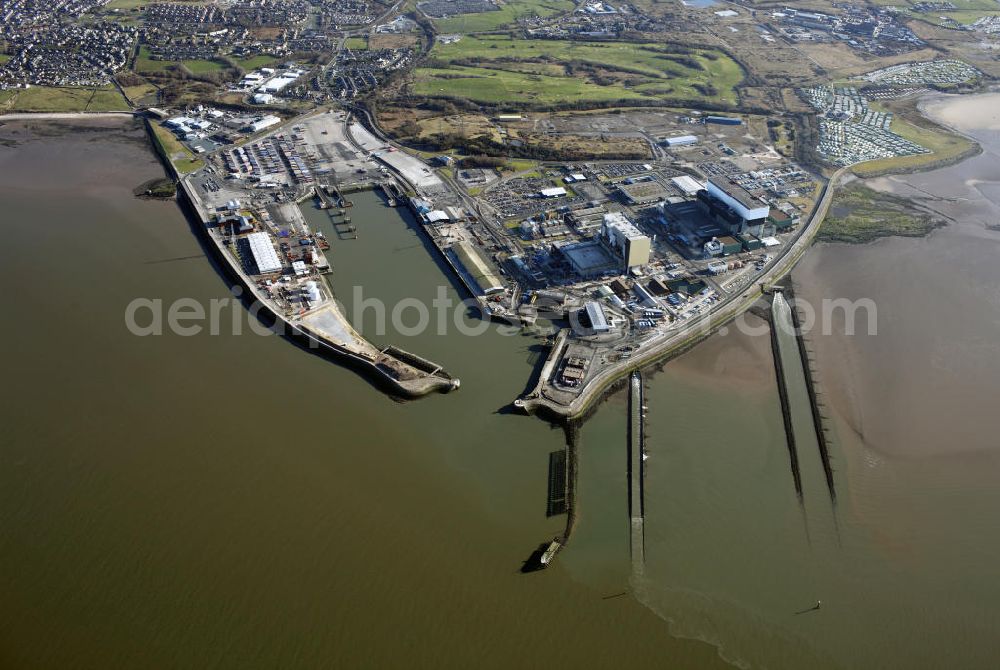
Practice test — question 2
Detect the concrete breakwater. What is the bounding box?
[176,179,458,399]
[517,303,744,425]
[522,424,577,572]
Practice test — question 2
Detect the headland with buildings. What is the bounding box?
[170,108,460,399]
[140,98,841,419]
[2,0,990,421]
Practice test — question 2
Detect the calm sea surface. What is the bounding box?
[2,109,999,669]
[0,119,725,669]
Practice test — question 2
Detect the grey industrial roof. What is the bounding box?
[709,178,764,212]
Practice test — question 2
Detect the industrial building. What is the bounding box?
[241,231,282,275]
[452,242,504,295]
[705,115,743,126]
[246,115,281,133]
[558,349,591,387]
[700,178,770,236]
[663,135,698,147]
[601,212,651,271]
[618,179,669,206]
[768,209,797,231]
[671,175,705,196]
[581,301,611,333]
[259,69,306,94]
[424,210,450,224]
[559,240,618,278]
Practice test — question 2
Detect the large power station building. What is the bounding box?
[699,178,770,237]
[601,212,651,271]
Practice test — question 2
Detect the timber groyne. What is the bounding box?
[769,295,804,500]
[785,283,836,502]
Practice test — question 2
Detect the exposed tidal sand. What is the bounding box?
[796,92,1000,457]
[921,90,1000,133]
[607,296,1000,669]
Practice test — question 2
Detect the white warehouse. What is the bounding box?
[663,135,698,147]
[245,232,282,274]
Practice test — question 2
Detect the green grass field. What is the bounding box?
[344,37,368,51]
[413,35,743,106]
[234,55,280,70]
[135,46,225,75]
[0,86,130,112]
[123,82,158,102]
[150,123,203,175]
[435,0,575,32]
[878,0,1000,26]
[932,9,1000,24]
[412,65,650,104]
[868,0,999,8]
[0,55,10,66]
[106,0,157,7]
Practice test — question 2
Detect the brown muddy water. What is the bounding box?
[2,109,999,670]
[574,93,1000,668]
[0,119,727,669]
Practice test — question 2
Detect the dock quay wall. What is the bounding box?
[383,345,454,380]
[409,212,519,327]
[516,330,570,416]
[523,307,740,425]
[177,179,456,399]
[341,182,376,195]
[560,422,581,546]
[142,116,180,180]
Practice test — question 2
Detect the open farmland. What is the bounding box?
[411,35,743,106]
[881,0,1000,27]
[135,46,225,76]
[0,86,129,112]
[411,65,649,105]
[233,55,280,70]
[433,0,575,32]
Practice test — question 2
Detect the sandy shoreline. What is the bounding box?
[796,90,1000,458]
[919,88,1000,134]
